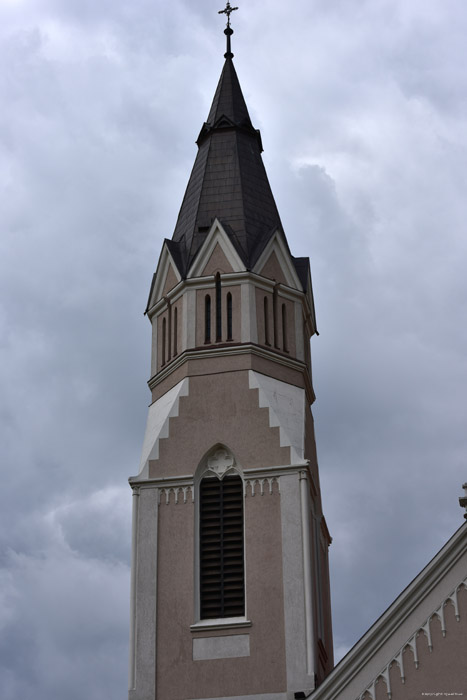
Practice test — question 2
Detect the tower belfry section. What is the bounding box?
[128,14,333,700]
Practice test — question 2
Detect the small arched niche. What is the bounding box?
[195,443,242,482]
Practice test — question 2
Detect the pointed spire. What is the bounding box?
[205,58,252,131]
[170,10,286,277]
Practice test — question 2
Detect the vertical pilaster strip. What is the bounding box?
[300,470,316,679]
[249,282,258,344]
[295,301,304,361]
[280,472,309,691]
[132,486,159,700]
[151,319,158,377]
[186,289,196,349]
[241,283,250,343]
[128,487,140,691]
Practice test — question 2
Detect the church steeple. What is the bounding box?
[129,12,331,700]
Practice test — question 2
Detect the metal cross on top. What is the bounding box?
[218,1,238,29]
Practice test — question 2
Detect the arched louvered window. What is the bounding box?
[162,317,166,366]
[282,303,288,352]
[215,273,222,342]
[226,293,233,341]
[205,295,211,343]
[199,474,245,619]
[173,307,178,356]
[264,296,270,346]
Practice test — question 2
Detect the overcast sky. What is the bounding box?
[1,0,466,698]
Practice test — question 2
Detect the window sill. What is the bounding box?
[190,617,252,633]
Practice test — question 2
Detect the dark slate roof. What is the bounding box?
[170,56,291,277]
[292,257,310,291]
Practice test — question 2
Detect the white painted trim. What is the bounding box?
[149,242,182,308]
[187,219,246,278]
[280,472,311,690]
[145,269,308,320]
[130,488,159,700]
[193,634,250,661]
[249,370,305,463]
[128,487,139,691]
[253,230,303,291]
[138,378,189,477]
[147,342,309,392]
[300,471,316,678]
[190,617,252,632]
[129,462,309,489]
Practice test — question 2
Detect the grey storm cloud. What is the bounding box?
[1,0,467,697]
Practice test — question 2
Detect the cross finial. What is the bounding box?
[218,2,238,58]
[218,1,238,29]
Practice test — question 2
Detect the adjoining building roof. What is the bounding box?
[309,523,467,700]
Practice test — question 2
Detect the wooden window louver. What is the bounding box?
[200,475,245,619]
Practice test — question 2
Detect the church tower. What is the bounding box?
[128,10,333,700]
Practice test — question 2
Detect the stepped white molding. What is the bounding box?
[137,378,189,478]
[248,370,305,463]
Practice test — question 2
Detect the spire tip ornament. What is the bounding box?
[218,1,238,58]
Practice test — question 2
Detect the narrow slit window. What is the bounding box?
[282,303,288,352]
[162,317,166,366]
[199,475,245,619]
[226,293,233,341]
[215,273,222,342]
[205,295,211,343]
[264,297,270,345]
[167,302,172,361]
[173,307,178,356]
[273,286,279,348]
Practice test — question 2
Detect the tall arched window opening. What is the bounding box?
[226,293,233,341]
[167,301,172,361]
[205,295,211,343]
[282,303,288,352]
[215,273,222,342]
[162,317,166,366]
[199,474,245,619]
[273,285,279,349]
[264,296,270,346]
[173,307,178,356]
